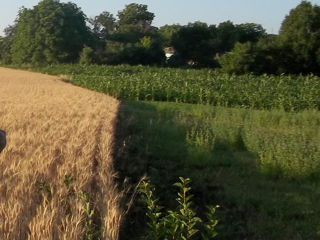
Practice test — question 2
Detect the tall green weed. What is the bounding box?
[139,177,218,240]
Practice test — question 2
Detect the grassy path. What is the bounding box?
[0,67,122,239]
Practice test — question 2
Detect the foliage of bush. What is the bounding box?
[139,177,218,240]
[79,46,98,65]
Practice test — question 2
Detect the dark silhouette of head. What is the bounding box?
[0,130,6,153]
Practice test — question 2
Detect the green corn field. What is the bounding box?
[30,64,320,111]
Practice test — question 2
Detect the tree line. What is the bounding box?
[0,0,319,75]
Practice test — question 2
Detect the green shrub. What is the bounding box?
[139,177,218,240]
[79,46,98,65]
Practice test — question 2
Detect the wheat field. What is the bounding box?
[0,67,123,239]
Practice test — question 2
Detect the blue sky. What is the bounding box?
[1,0,320,36]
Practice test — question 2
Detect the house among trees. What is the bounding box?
[164,47,175,60]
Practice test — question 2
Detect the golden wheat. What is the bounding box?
[0,67,123,240]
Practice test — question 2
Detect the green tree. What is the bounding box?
[11,0,90,65]
[104,37,165,66]
[219,35,282,75]
[253,35,282,74]
[102,40,125,64]
[158,24,182,46]
[79,45,98,64]
[0,24,17,64]
[215,21,266,54]
[172,21,217,67]
[117,3,155,33]
[0,37,11,64]
[219,1,320,75]
[98,4,164,66]
[278,1,320,74]
[216,21,239,53]
[90,11,116,39]
[219,42,256,74]
[89,11,116,53]
[237,23,267,43]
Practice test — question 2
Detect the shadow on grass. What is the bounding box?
[112,101,320,240]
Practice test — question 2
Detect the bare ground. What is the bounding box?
[0,67,122,240]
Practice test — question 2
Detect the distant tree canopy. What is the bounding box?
[0,25,16,64]
[117,3,155,33]
[96,3,165,65]
[90,11,116,39]
[170,21,266,67]
[237,23,267,43]
[11,0,90,65]
[219,42,256,74]
[1,0,320,74]
[278,0,320,74]
[220,1,320,75]
[171,22,217,67]
[219,35,281,75]
[159,24,182,46]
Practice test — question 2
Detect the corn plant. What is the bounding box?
[79,191,103,240]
